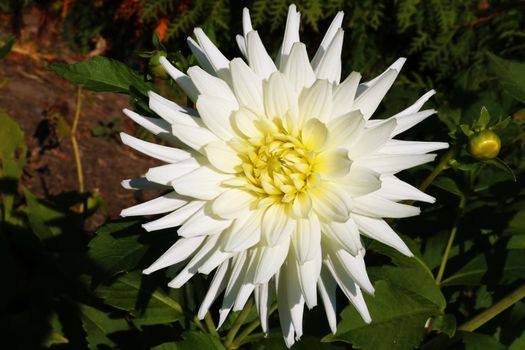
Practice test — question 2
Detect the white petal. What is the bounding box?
[351,214,413,256]
[122,108,178,144]
[194,28,230,78]
[379,140,449,154]
[377,175,435,203]
[204,141,242,173]
[284,260,305,339]
[341,165,381,197]
[232,108,264,138]
[172,166,231,200]
[212,188,256,219]
[219,251,248,327]
[331,72,361,119]
[262,204,295,246]
[120,132,190,163]
[283,42,316,92]
[242,7,253,36]
[159,56,199,101]
[230,58,264,115]
[391,109,437,136]
[187,37,215,74]
[353,193,420,218]
[334,250,374,295]
[171,121,220,153]
[311,11,344,70]
[310,182,352,222]
[220,210,262,252]
[356,153,436,174]
[325,110,365,150]
[145,157,202,185]
[301,118,328,150]
[277,270,297,348]
[196,95,238,141]
[187,66,236,102]
[264,71,298,121]
[253,237,291,284]
[278,4,301,68]
[178,204,233,237]
[233,282,255,311]
[317,266,338,334]
[246,30,277,79]
[393,89,436,117]
[359,57,406,91]
[348,119,397,159]
[296,250,322,309]
[143,236,206,274]
[299,79,333,122]
[353,69,398,120]
[314,29,344,84]
[142,201,205,232]
[121,191,188,217]
[315,148,352,179]
[148,91,197,124]
[236,34,247,57]
[293,215,321,264]
[255,283,271,334]
[322,217,363,256]
[197,260,230,319]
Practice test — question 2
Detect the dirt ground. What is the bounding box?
[0,9,162,231]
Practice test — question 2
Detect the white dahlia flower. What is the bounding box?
[120,4,447,347]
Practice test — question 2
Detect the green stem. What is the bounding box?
[193,316,206,333]
[71,86,84,212]
[233,333,266,348]
[435,196,466,285]
[224,299,254,349]
[205,312,220,338]
[232,303,278,348]
[458,283,525,332]
[419,146,457,193]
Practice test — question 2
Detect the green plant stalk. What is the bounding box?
[419,146,458,193]
[193,316,207,333]
[458,283,525,332]
[224,299,254,349]
[435,196,466,285]
[205,312,220,338]
[232,303,278,348]
[234,333,266,348]
[71,86,84,197]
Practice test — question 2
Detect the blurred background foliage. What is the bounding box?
[1,0,525,349]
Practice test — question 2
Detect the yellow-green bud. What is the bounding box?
[148,51,169,79]
[469,130,501,160]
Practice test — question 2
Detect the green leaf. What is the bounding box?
[460,331,506,350]
[431,177,464,197]
[507,235,525,250]
[430,314,456,337]
[153,332,224,350]
[441,255,487,286]
[0,112,27,221]
[79,304,129,350]
[95,271,183,326]
[487,52,525,104]
[42,312,69,347]
[88,220,149,277]
[48,56,152,95]
[475,107,490,130]
[23,188,66,240]
[323,280,441,350]
[0,36,14,59]
[510,330,525,350]
[484,158,516,182]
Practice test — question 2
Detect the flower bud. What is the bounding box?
[469,130,501,160]
[148,51,169,79]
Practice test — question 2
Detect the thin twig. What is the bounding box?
[419,146,457,193]
[224,299,254,349]
[71,85,84,210]
[232,303,277,348]
[205,312,220,338]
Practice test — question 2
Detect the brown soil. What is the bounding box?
[0,9,163,232]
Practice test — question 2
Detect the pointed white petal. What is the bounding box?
[296,250,322,309]
[172,166,231,200]
[393,89,436,117]
[194,28,230,77]
[233,108,264,138]
[255,283,270,334]
[342,165,381,197]
[145,158,202,185]
[230,58,264,115]
[246,30,277,79]
[219,251,248,327]
[264,71,298,120]
[359,57,406,90]
[187,37,215,74]
[278,4,301,68]
[187,66,236,102]
[123,108,178,143]
[284,260,305,339]
[351,214,413,256]
[204,141,242,174]
[348,119,397,159]
[143,236,206,274]
[220,210,262,252]
[334,250,374,295]
[378,174,435,203]
[236,34,247,57]
[121,191,188,217]
[353,193,420,218]
[277,269,297,348]
[315,148,352,179]
[283,42,316,92]
[391,109,437,136]
[262,204,295,246]
[317,266,338,334]
[142,201,205,232]
[253,239,291,284]
[159,56,199,101]
[121,177,170,190]
[314,29,344,84]
[178,204,233,237]
[331,72,361,118]
[299,80,333,122]
[197,260,230,319]
[242,7,253,36]
[293,215,321,264]
[322,217,363,256]
[196,95,238,141]
[353,69,398,120]
[311,11,344,69]
[302,118,328,149]
[379,140,449,154]
[325,110,365,149]
[148,91,197,124]
[356,153,436,174]
[310,182,352,223]
[120,132,190,163]
[211,188,256,219]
